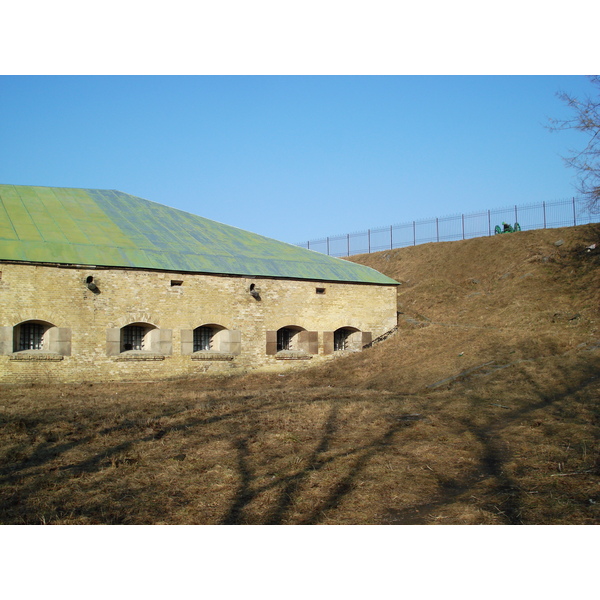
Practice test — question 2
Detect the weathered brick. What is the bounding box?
[0,264,397,383]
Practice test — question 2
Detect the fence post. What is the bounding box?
[543,201,546,228]
[297,197,600,256]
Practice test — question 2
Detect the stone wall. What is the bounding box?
[0,263,398,383]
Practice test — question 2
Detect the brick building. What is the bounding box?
[0,185,398,383]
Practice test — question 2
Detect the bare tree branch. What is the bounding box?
[548,76,600,213]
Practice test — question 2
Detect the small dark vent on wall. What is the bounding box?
[316,287,326,294]
[171,280,183,287]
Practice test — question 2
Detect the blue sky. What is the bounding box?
[0,75,595,245]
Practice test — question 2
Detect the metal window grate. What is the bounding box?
[277,328,293,351]
[122,325,145,351]
[19,323,45,350]
[194,327,213,352]
[334,329,350,351]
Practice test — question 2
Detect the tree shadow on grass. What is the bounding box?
[220,403,427,525]
[384,351,600,524]
[1,349,598,524]
[0,397,287,523]
[221,404,343,525]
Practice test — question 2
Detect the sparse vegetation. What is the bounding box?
[1,224,599,524]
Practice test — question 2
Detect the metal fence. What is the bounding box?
[296,197,599,257]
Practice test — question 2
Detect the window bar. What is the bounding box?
[20,323,44,350]
[194,327,213,352]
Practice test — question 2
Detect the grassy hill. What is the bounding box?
[1,224,599,524]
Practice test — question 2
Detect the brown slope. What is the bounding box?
[275,224,600,393]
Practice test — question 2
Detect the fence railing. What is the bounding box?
[296,197,599,257]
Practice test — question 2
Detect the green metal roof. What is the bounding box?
[0,185,398,285]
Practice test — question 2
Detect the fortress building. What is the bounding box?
[0,185,398,383]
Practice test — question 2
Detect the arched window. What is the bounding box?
[333,327,362,352]
[106,323,171,356]
[193,324,226,352]
[277,326,303,351]
[266,326,316,356]
[14,320,52,352]
[180,325,240,357]
[120,323,155,352]
[9,320,71,356]
[19,322,46,350]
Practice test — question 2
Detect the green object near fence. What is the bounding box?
[495,222,521,235]
[0,184,398,285]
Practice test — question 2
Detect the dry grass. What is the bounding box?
[1,224,599,524]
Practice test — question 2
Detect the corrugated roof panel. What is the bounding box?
[0,199,17,240]
[1,186,44,242]
[39,187,92,245]
[61,188,138,249]
[17,187,71,244]
[0,184,398,285]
